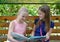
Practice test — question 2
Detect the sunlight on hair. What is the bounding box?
[17,7,28,15]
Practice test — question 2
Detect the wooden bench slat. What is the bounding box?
[0,38,7,42]
[26,29,60,34]
[55,22,60,26]
[0,29,60,34]
[0,22,60,27]
[0,23,9,27]
[50,36,60,40]
[0,16,38,20]
[51,16,60,20]
[52,29,60,33]
[0,16,60,20]
[26,29,60,33]
[0,16,16,20]
[0,30,8,34]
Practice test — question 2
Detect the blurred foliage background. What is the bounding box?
[0,4,60,16]
[0,0,60,3]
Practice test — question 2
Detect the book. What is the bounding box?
[11,32,46,41]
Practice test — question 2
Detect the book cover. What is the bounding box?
[11,32,46,41]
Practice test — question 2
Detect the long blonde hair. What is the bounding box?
[17,7,28,16]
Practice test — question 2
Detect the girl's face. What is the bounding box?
[18,12,28,21]
[38,10,45,20]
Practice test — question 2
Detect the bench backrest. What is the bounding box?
[0,16,60,42]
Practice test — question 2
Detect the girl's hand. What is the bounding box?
[13,40,18,42]
[45,33,50,41]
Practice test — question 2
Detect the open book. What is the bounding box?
[11,32,46,41]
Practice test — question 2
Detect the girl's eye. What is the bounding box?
[22,16,26,18]
[22,16,25,17]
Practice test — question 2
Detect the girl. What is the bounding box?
[31,5,54,42]
[7,7,29,42]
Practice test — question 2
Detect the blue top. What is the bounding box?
[34,18,54,36]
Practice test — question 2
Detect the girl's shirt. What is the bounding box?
[13,20,27,35]
[7,20,27,42]
[34,18,54,36]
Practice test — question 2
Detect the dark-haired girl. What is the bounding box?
[31,5,54,42]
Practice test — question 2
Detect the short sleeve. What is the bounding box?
[34,18,39,25]
[50,21,54,28]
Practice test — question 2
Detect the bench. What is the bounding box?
[0,16,60,42]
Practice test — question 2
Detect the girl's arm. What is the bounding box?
[31,24,36,36]
[7,21,18,42]
[24,23,28,36]
[46,28,53,36]
[45,28,53,41]
[45,22,54,41]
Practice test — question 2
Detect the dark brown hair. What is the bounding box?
[37,5,50,32]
